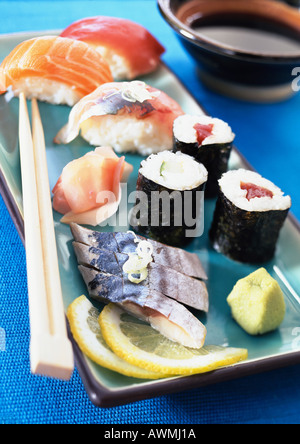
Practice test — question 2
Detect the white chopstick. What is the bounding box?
[19,94,74,380]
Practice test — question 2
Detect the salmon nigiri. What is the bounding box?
[60,16,165,80]
[0,36,113,106]
[52,146,133,226]
[54,80,185,156]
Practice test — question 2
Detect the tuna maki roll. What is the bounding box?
[173,115,235,198]
[131,151,208,247]
[209,169,292,264]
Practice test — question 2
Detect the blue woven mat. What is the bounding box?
[1,0,300,424]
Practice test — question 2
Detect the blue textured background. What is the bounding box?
[1,0,300,424]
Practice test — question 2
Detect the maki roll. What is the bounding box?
[173,115,235,197]
[131,151,208,247]
[209,169,292,264]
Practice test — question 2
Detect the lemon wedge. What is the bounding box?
[67,296,168,380]
[99,304,248,376]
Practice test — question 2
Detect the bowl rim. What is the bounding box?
[157,0,300,62]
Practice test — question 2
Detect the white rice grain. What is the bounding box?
[173,114,235,146]
[219,169,291,212]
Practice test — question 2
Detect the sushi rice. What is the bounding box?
[219,169,291,212]
[8,78,81,107]
[80,115,173,156]
[55,81,184,155]
[0,36,113,106]
[94,46,131,81]
[133,151,208,247]
[173,114,235,146]
[139,151,208,191]
[210,168,292,263]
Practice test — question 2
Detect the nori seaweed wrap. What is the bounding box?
[173,115,235,198]
[130,151,208,247]
[209,169,292,264]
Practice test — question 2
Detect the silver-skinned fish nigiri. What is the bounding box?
[70,223,209,349]
[70,223,208,280]
[73,241,209,312]
[78,265,207,349]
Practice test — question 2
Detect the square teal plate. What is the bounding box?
[1,32,300,408]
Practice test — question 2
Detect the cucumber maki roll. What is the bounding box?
[173,115,235,198]
[131,151,208,247]
[209,169,292,264]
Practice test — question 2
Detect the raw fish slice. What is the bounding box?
[73,242,209,311]
[52,147,132,226]
[70,223,208,280]
[113,232,139,254]
[0,36,113,106]
[73,242,123,277]
[148,263,209,312]
[54,81,184,155]
[72,227,118,251]
[146,237,208,281]
[114,232,208,280]
[79,266,125,303]
[78,265,207,349]
[60,16,165,80]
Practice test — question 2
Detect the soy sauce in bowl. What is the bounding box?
[194,25,300,56]
[158,0,300,101]
[177,0,300,56]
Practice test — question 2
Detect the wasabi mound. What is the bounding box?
[227,268,286,336]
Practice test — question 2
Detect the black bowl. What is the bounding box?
[284,0,300,7]
[158,0,300,101]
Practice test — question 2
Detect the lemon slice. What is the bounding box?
[99,304,248,376]
[67,296,168,380]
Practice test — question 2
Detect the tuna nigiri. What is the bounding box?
[52,146,133,225]
[54,80,185,156]
[60,16,165,80]
[0,36,113,106]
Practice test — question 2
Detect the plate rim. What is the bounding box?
[1,31,300,408]
[2,148,300,408]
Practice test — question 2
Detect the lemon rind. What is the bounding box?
[99,303,248,376]
[67,296,168,380]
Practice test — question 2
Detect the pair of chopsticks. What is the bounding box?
[18,94,74,380]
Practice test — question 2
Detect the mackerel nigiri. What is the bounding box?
[0,36,113,106]
[71,224,209,348]
[78,265,207,349]
[60,16,165,80]
[54,80,184,155]
[70,223,208,280]
[73,242,209,311]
